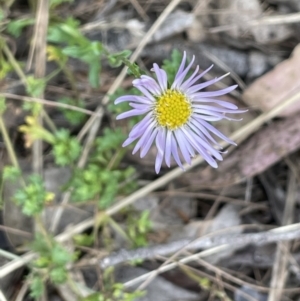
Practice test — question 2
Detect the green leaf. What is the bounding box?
[29,275,45,299]
[0,60,14,80]
[47,18,83,45]
[50,0,73,9]
[58,97,86,125]
[81,293,105,301]
[7,18,35,38]
[13,174,54,216]
[0,96,6,113]
[51,244,72,266]
[0,9,5,22]
[98,173,118,209]
[108,50,131,68]
[50,266,68,284]
[26,76,46,97]
[3,165,21,180]
[52,129,81,166]
[94,128,125,157]
[88,60,100,88]
[162,49,183,84]
[73,234,94,246]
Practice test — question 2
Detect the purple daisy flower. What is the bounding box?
[115,52,245,174]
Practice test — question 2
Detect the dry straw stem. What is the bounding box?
[15,282,29,301]
[30,0,49,175]
[0,93,100,117]
[268,172,297,301]
[98,223,300,270]
[209,12,300,33]
[0,290,8,301]
[123,223,300,289]
[49,0,183,233]
[0,89,299,280]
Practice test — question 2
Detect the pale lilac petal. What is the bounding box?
[191,98,238,109]
[170,135,184,170]
[182,128,219,168]
[129,113,152,138]
[115,95,153,105]
[140,75,162,95]
[182,127,223,161]
[140,128,158,158]
[116,108,150,120]
[132,121,156,154]
[153,64,168,91]
[133,81,155,101]
[186,73,228,94]
[174,130,191,164]
[129,103,150,110]
[123,135,137,147]
[197,119,236,145]
[193,109,242,120]
[155,128,166,174]
[164,130,172,167]
[192,85,238,98]
[174,51,187,82]
[172,55,195,89]
[193,115,223,121]
[189,120,220,146]
[192,105,246,114]
[181,65,214,91]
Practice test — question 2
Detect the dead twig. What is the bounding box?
[268,171,297,301]
[98,223,300,270]
[122,223,300,289]
[0,93,101,117]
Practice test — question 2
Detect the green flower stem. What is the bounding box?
[107,148,126,170]
[34,215,53,249]
[1,40,28,84]
[0,114,20,170]
[1,39,56,136]
[41,109,57,133]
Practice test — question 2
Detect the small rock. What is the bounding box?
[152,10,194,42]
[243,44,300,116]
[216,0,292,43]
[235,285,268,301]
[115,266,199,301]
[186,17,206,42]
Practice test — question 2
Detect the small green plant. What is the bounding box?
[127,210,152,248]
[13,174,54,216]
[6,17,35,38]
[28,234,76,298]
[47,17,103,88]
[162,49,183,84]
[81,267,145,301]
[58,97,86,125]
[3,165,21,181]
[52,129,81,166]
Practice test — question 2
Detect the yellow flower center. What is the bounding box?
[155,89,192,130]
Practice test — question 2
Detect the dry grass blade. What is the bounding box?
[30,0,49,175]
[268,171,297,301]
[123,223,300,289]
[0,93,100,116]
[0,290,8,301]
[209,12,300,33]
